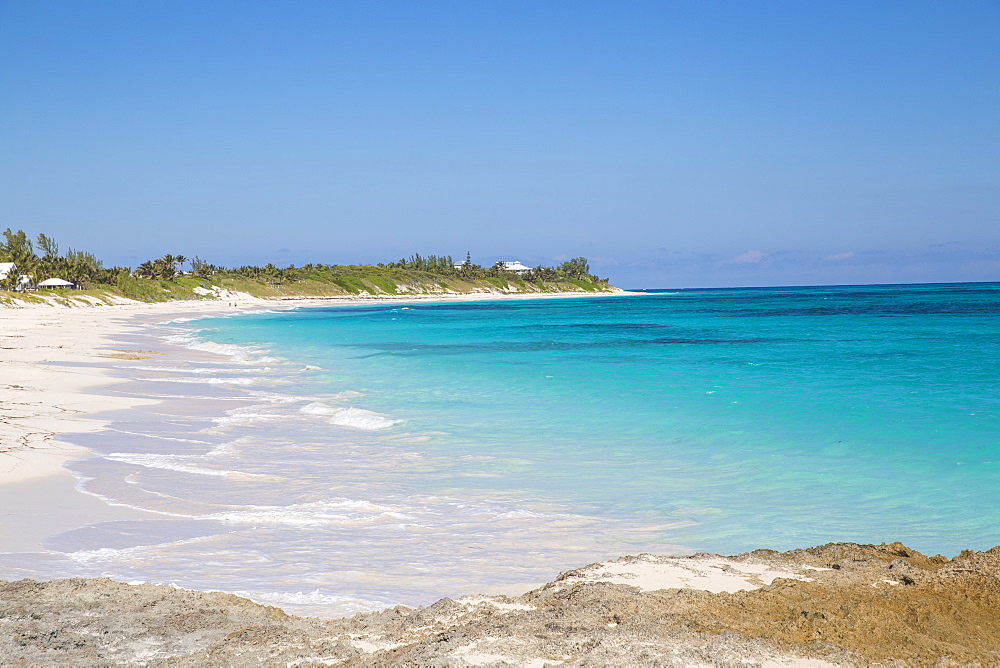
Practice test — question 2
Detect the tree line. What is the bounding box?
[0,229,116,289]
[0,228,205,290]
[383,253,601,282]
[1,228,606,293]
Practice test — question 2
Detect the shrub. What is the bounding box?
[114,274,162,301]
[365,275,397,294]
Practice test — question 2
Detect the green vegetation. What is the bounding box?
[0,228,616,303]
[365,275,398,295]
[1,229,114,288]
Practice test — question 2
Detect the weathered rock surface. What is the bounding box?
[2,542,998,666]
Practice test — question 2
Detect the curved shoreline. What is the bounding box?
[0,290,631,491]
[0,290,639,566]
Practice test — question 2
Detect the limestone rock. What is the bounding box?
[1,542,998,665]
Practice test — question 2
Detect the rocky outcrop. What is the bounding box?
[2,542,998,665]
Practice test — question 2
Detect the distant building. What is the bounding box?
[0,263,31,291]
[499,261,532,273]
[454,251,473,270]
[37,278,75,289]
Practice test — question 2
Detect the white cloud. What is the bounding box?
[826,251,855,261]
[729,250,769,264]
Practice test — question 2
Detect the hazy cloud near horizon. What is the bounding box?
[0,1,996,288]
[729,250,770,265]
[594,244,1000,288]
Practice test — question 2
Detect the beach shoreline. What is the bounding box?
[0,289,633,551]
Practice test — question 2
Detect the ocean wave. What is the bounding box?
[233,589,393,616]
[299,401,339,415]
[65,534,219,564]
[163,332,278,364]
[104,452,268,479]
[298,396,363,417]
[213,409,281,426]
[327,407,400,430]
[201,499,416,527]
[127,365,274,375]
[300,401,399,429]
[134,376,263,386]
[205,438,249,457]
[106,429,213,445]
[245,390,313,404]
[111,392,251,402]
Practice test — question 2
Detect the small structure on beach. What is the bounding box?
[499,260,532,273]
[37,278,75,289]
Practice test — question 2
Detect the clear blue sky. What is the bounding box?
[1,1,997,287]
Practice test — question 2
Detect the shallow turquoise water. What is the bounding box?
[1,282,996,617]
[194,283,1000,556]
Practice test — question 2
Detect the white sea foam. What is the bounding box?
[299,401,342,415]
[201,499,416,527]
[240,308,285,316]
[107,429,213,445]
[234,589,392,616]
[213,408,280,426]
[128,365,273,375]
[300,401,333,415]
[134,376,262,386]
[205,438,248,457]
[65,534,219,564]
[115,392,250,401]
[326,407,400,430]
[298,395,363,417]
[66,546,134,564]
[173,494,581,531]
[300,401,398,429]
[104,453,267,479]
[246,390,312,404]
[163,332,278,364]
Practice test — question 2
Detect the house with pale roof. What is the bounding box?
[1,263,36,291]
[37,278,75,289]
[499,261,532,273]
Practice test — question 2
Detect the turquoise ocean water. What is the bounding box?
[1,283,997,616]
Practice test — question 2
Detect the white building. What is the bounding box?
[499,261,532,273]
[0,264,35,291]
[37,278,75,289]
